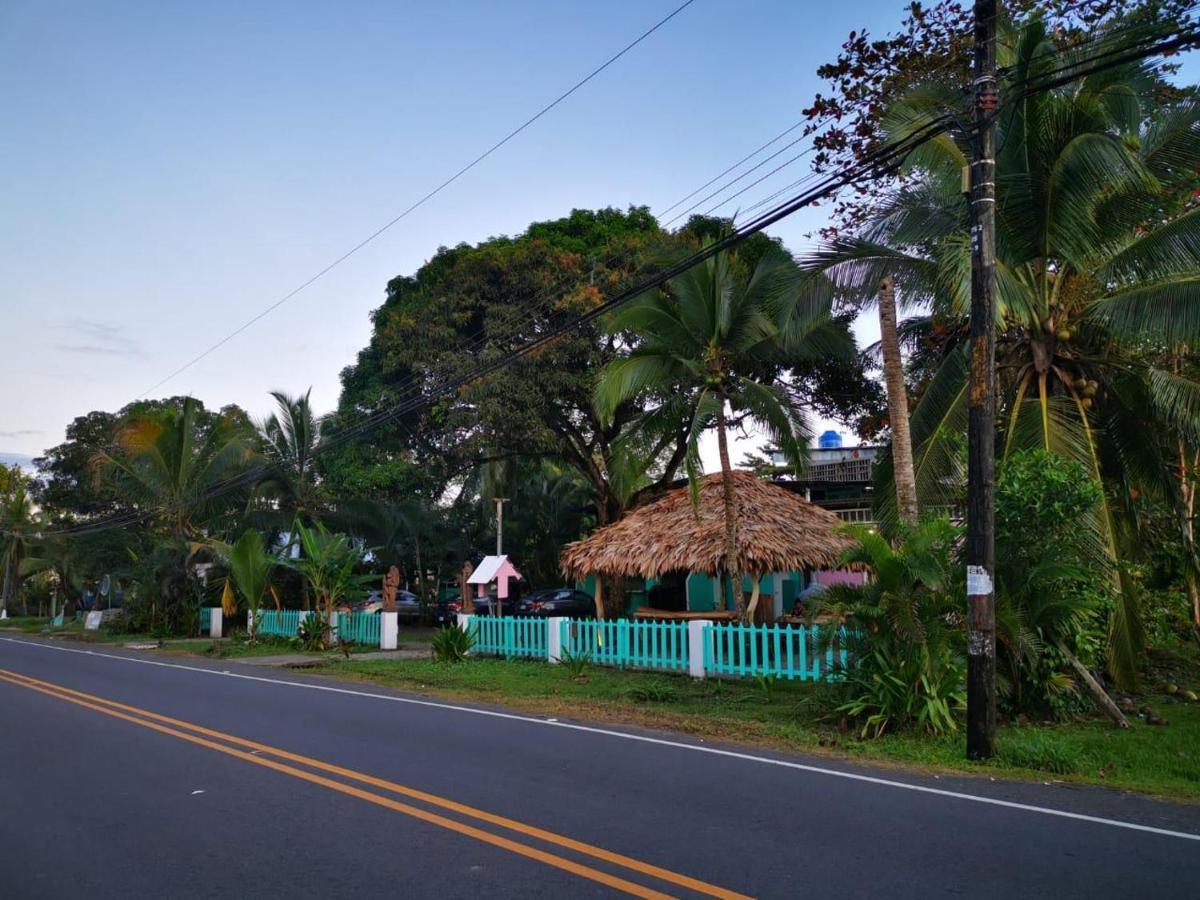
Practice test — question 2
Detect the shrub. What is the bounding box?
[559,648,591,678]
[432,624,475,663]
[294,612,329,651]
[815,517,967,737]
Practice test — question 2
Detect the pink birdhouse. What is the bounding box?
[467,555,523,600]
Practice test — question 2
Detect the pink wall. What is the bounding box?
[814,570,867,587]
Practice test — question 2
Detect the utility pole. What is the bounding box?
[494,498,508,556]
[966,0,998,760]
[493,498,508,618]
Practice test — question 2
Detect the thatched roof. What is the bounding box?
[561,470,856,580]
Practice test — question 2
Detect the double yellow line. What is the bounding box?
[0,668,750,900]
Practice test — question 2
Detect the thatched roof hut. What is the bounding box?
[561,470,856,581]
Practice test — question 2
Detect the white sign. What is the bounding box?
[966,565,993,597]
[84,611,103,631]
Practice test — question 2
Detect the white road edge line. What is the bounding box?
[4,636,1198,843]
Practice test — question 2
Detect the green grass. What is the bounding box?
[0,616,56,633]
[308,650,1200,801]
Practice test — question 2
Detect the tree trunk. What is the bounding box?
[878,275,919,526]
[745,575,762,624]
[1064,650,1130,729]
[716,397,739,616]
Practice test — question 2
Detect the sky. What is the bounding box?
[1,1,1193,471]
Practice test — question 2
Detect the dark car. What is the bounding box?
[516,588,595,619]
[360,589,424,622]
[439,592,520,618]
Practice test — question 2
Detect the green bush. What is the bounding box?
[559,648,591,678]
[294,612,329,651]
[816,518,967,737]
[431,624,475,663]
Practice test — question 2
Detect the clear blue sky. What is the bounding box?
[0,1,1193,466]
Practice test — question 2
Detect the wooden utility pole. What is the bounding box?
[966,0,999,760]
[493,498,508,618]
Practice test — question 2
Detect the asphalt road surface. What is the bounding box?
[2,634,1198,899]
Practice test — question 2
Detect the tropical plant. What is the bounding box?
[431,623,475,663]
[596,244,852,616]
[558,648,591,678]
[805,18,1200,686]
[256,388,326,529]
[294,612,328,652]
[284,522,373,648]
[92,396,253,541]
[814,518,965,737]
[0,480,37,615]
[208,530,279,641]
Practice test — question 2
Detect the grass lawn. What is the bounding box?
[309,647,1200,802]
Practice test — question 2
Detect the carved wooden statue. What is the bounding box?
[382,566,400,612]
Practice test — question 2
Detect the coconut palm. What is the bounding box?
[209,529,279,640]
[284,521,373,647]
[257,388,326,527]
[0,482,37,614]
[805,18,1200,684]
[595,244,851,616]
[93,397,253,541]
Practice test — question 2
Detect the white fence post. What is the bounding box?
[329,610,339,641]
[380,611,398,650]
[546,617,566,663]
[687,619,711,679]
[246,609,255,637]
[456,613,474,655]
[209,607,223,639]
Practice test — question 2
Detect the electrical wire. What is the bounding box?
[134,0,699,399]
[14,15,1197,540]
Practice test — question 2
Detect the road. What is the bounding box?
[1,635,1197,899]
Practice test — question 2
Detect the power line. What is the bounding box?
[17,16,1196,541]
[135,0,699,399]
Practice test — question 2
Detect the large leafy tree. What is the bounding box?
[807,18,1200,684]
[0,477,37,614]
[596,245,853,616]
[326,208,795,527]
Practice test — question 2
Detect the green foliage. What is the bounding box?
[123,539,206,637]
[627,681,680,703]
[839,645,966,739]
[817,518,966,737]
[294,612,329,652]
[999,730,1083,776]
[285,521,373,626]
[994,450,1110,717]
[208,530,279,638]
[755,674,779,703]
[431,624,475,663]
[808,19,1200,687]
[558,648,591,678]
[325,207,691,525]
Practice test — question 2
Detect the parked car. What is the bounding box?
[443,592,521,617]
[358,589,424,622]
[516,588,595,618]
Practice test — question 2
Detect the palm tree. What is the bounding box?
[806,20,1200,684]
[0,483,37,615]
[596,245,851,617]
[285,521,373,647]
[209,529,279,640]
[93,397,253,541]
[877,275,919,525]
[257,388,325,527]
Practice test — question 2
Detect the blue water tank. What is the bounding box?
[818,430,843,449]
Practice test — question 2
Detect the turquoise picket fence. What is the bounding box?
[197,607,215,634]
[470,616,547,659]
[256,609,304,639]
[336,611,381,646]
[560,618,689,672]
[703,622,848,681]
